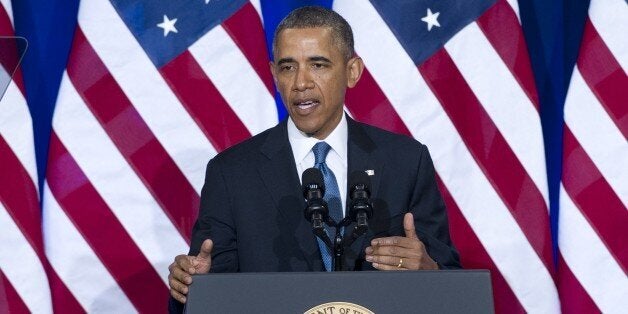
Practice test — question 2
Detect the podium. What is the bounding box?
[185,270,493,313]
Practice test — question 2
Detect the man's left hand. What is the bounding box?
[365,213,438,270]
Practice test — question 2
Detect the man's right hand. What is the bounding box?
[168,239,213,303]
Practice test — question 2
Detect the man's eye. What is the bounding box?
[280,65,294,71]
[312,63,325,69]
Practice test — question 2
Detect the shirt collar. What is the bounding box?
[287,112,348,166]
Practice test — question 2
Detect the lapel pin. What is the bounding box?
[365,170,375,176]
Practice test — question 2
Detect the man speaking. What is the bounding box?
[168,6,460,310]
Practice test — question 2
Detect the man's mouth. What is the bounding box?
[294,99,320,111]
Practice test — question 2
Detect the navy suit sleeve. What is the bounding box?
[409,145,461,269]
[190,157,239,272]
[168,157,240,314]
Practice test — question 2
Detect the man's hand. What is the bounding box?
[365,213,438,270]
[168,239,213,303]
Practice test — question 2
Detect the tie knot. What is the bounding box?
[312,142,332,165]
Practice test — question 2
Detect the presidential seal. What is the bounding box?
[305,301,374,314]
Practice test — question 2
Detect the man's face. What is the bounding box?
[271,27,363,139]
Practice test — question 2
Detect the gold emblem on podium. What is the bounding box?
[305,301,374,314]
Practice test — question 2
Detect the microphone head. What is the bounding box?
[302,168,325,197]
[302,168,329,222]
[348,170,373,221]
[349,170,371,198]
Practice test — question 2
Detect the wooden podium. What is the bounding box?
[185,270,493,313]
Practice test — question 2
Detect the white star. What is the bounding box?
[157,15,178,37]
[421,8,440,31]
[205,0,210,4]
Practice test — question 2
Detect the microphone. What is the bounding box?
[348,171,373,237]
[301,168,332,247]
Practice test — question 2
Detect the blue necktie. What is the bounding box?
[312,142,343,271]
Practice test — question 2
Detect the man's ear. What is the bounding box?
[346,57,364,88]
[269,61,278,84]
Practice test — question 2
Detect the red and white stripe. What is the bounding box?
[335,0,558,312]
[559,0,627,312]
[0,0,53,313]
[43,0,277,311]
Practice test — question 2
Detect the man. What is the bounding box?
[168,6,460,310]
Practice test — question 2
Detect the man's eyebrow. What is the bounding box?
[276,57,296,65]
[308,56,332,63]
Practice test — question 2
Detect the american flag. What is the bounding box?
[0,0,53,312]
[1,0,625,313]
[337,0,558,312]
[43,0,276,312]
[557,0,627,312]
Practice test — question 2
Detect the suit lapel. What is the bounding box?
[344,117,383,270]
[257,121,321,270]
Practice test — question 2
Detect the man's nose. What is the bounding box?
[293,68,314,91]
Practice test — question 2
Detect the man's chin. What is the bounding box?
[299,127,319,138]
[293,122,320,138]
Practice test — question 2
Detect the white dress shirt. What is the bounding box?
[287,113,348,216]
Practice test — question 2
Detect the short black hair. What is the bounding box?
[272,6,355,61]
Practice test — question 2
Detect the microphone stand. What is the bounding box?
[330,217,359,271]
[311,218,348,271]
[313,222,333,249]
[312,207,373,271]
[333,228,343,271]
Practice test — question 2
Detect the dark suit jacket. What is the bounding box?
[170,117,460,311]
